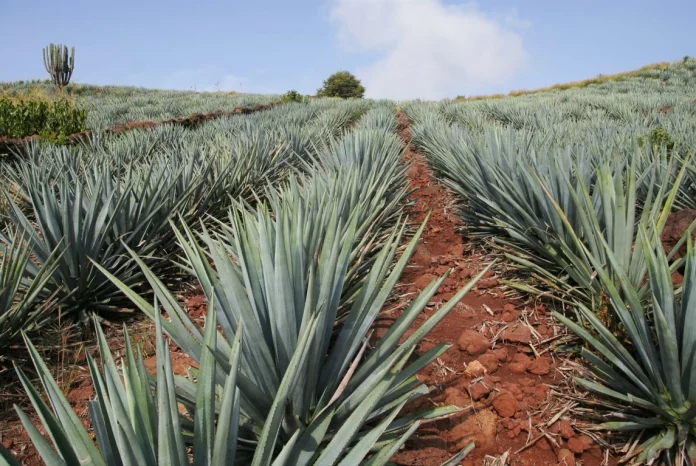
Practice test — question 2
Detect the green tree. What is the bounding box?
[317,71,365,99]
[281,89,304,103]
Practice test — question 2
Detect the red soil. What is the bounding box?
[661,208,696,261]
[386,111,613,466]
[657,105,673,114]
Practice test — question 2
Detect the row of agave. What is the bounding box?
[0,104,484,464]
[404,92,696,464]
[0,99,372,356]
[0,78,280,131]
[440,58,696,158]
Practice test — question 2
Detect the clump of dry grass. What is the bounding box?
[456,61,671,102]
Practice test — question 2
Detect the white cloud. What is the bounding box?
[330,0,528,100]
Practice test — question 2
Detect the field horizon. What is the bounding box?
[2,58,685,102]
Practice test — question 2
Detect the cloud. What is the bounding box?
[330,0,528,100]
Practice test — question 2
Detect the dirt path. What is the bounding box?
[385,111,611,466]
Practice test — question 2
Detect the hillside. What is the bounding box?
[1,57,696,466]
[458,58,692,100]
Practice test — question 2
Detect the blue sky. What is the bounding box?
[2,0,694,99]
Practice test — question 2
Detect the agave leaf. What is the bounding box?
[0,445,20,466]
[386,343,450,395]
[193,300,218,466]
[363,421,421,466]
[17,336,105,466]
[251,313,321,466]
[315,370,398,465]
[336,399,410,466]
[86,400,120,466]
[604,417,669,431]
[440,442,475,466]
[384,405,460,435]
[269,430,301,466]
[154,310,187,466]
[211,327,243,466]
[13,408,67,466]
[639,427,677,463]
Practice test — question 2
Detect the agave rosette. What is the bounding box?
[556,230,696,465]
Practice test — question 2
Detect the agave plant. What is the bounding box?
[82,162,201,260]
[3,310,247,465]
[513,158,690,307]
[410,120,595,266]
[556,230,696,465]
[95,197,487,463]
[315,128,408,207]
[354,106,398,132]
[0,232,59,356]
[2,173,145,319]
[310,100,371,138]
[4,291,477,465]
[674,153,696,210]
[259,169,403,309]
[272,128,409,302]
[193,130,296,217]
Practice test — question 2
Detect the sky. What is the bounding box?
[2,0,694,100]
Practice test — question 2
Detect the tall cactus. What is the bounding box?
[42,43,75,90]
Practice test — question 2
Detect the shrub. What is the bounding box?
[638,126,675,157]
[281,89,304,103]
[0,97,86,143]
[317,71,365,99]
